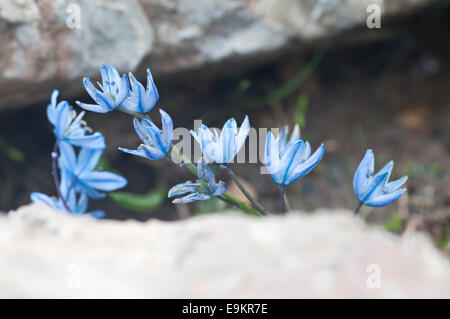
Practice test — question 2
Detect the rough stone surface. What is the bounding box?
[0,0,444,110]
[0,203,449,298]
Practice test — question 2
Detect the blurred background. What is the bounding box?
[0,0,448,249]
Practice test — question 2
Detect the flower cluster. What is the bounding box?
[32,63,408,218]
[76,64,159,114]
[31,90,127,217]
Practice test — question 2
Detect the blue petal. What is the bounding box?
[286,143,324,185]
[74,192,88,214]
[142,118,166,154]
[133,118,151,144]
[353,149,374,200]
[198,161,216,184]
[54,101,71,138]
[159,109,173,151]
[58,141,77,172]
[235,115,250,156]
[119,146,147,158]
[168,183,197,197]
[30,192,60,211]
[190,126,216,163]
[265,131,282,184]
[365,188,406,207]
[76,148,103,175]
[76,101,110,113]
[95,92,115,111]
[373,160,394,181]
[81,171,128,192]
[145,68,159,105]
[279,140,304,185]
[87,210,105,219]
[289,125,301,143]
[211,181,227,196]
[386,176,408,192]
[116,74,130,105]
[100,64,121,97]
[219,118,237,163]
[46,90,60,125]
[119,145,165,160]
[59,169,76,209]
[79,184,107,199]
[172,193,210,204]
[120,73,144,112]
[82,77,100,102]
[278,126,288,153]
[361,172,389,203]
[66,132,105,149]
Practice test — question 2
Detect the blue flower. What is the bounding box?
[191,116,250,163]
[47,90,105,149]
[30,170,105,218]
[120,69,159,113]
[77,64,130,113]
[353,149,407,207]
[168,160,227,204]
[265,125,325,185]
[31,192,105,218]
[58,143,128,199]
[119,109,173,160]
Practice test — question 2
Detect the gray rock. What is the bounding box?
[0,0,152,110]
[0,0,444,110]
[0,203,449,298]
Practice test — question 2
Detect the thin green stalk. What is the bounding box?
[170,146,262,216]
[279,185,287,213]
[354,201,363,215]
[225,165,269,216]
[118,108,262,217]
[117,108,147,119]
[51,139,70,212]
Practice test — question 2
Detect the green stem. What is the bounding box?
[354,201,363,215]
[225,165,269,216]
[280,185,291,213]
[52,139,71,212]
[171,147,262,217]
[221,193,263,217]
[117,108,148,119]
[280,185,287,213]
[117,108,262,217]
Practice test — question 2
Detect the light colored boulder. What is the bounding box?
[0,0,444,110]
[0,202,449,298]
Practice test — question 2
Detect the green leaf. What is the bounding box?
[237,79,251,92]
[294,93,309,127]
[378,212,403,234]
[436,237,449,250]
[0,137,25,163]
[109,187,166,213]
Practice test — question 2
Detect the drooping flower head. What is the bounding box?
[191,116,250,164]
[47,90,105,149]
[119,109,173,160]
[168,160,227,204]
[265,125,324,185]
[30,167,105,219]
[353,149,407,207]
[120,69,159,113]
[58,143,128,199]
[77,64,130,113]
